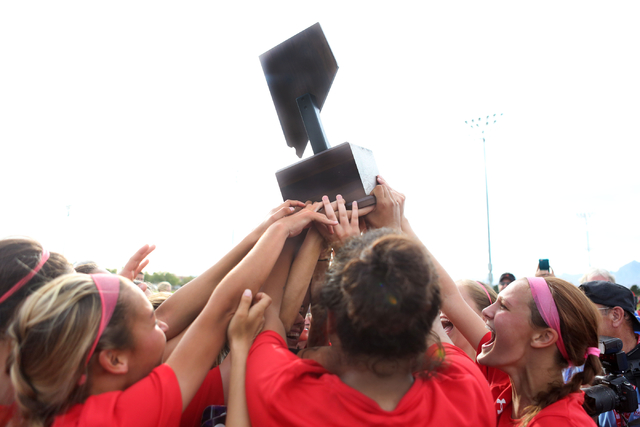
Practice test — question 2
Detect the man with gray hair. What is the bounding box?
[580,280,640,426]
[580,267,616,284]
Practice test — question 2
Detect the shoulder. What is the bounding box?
[246,331,329,392]
[428,344,496,419]
[437,343,490,384]
[53,364,182,427]
[530,392,595,427]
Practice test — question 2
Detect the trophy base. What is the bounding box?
[276,142,378,207]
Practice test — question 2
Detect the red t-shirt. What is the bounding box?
[495,384,595,426]
[53,364,182,427]
[476,332,512,402]
[246,330,496,426]
[179,367,224,427]
[476,333,595,426]
[0,404,16,427]
[52,364,224,427]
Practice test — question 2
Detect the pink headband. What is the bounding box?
[476,281,493,305]
[0,248,50,305]
[84,274,120,365]
[527,277,570,362]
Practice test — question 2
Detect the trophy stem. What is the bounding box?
[296,93,331,154]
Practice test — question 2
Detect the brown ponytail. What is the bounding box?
[519,277,602,426]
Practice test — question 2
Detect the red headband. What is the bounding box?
[0,248,50,305]
[527,277,570,361]
[84,274,121,365]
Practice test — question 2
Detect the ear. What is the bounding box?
[610,307,626,328]
[531,328,558,350]
[97,349,130,375]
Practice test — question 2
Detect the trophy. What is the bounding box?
[260,23,378,208]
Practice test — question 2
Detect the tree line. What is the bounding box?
[106,269,196,287]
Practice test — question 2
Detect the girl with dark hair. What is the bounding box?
[244,195,495,426]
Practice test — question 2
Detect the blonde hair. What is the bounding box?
[148,291,172,310]
[456,279,497,311]
[156,282,172,292]
[8,274,132,427]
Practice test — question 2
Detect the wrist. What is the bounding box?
[229,342,251,356]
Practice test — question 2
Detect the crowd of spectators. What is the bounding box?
[0,176,637,427]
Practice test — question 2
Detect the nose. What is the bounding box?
[482,301,497,320]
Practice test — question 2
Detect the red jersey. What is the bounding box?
[0,404,15,427]
[495,384,595,426]
[180,367,224,427]
[52,364,224,427]
[476,333,594,426]
[476,332,512,401]
[53,364,182,427]
[246,330,496,426]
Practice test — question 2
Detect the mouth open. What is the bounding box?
[286,331,301,340]
[440,315,454,335]
[481,324,496,350]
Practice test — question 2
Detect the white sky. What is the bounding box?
[1,1,638,284]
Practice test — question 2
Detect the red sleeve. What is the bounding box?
[0,404,16,427]
[528,392,596,427]
[435,343,497,427]
[54,364,182,427]
[179,367,224,427]
[476,332,511,401]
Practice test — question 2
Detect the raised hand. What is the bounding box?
[277,206,338,238]
[228,290,272,352]
[226,290,272,427]
[118,244,156,281]
[315,194,361,250]
[364,176,403,230]
[535,265,556,278]
[256,200,307,235]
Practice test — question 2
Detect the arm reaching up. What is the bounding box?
[226,290,271,427]
[367,176,488,351]
[119,244,156,281]
[156,200,305,341]
[164,205,337,410]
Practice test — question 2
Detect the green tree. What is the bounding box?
[179,276,197,286]
[631,285,639,296]
[146,272,180,286]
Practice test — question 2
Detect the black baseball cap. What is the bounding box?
[580,281,640,331]
[499,273,516,283]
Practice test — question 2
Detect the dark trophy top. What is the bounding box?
[260,23,338,158]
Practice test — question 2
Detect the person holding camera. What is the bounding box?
[580,281,640,426]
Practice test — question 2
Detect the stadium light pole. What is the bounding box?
[465,113,502,286]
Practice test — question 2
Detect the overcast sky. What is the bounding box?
[1,1,638,284]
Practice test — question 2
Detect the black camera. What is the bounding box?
[583,336,639,416]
